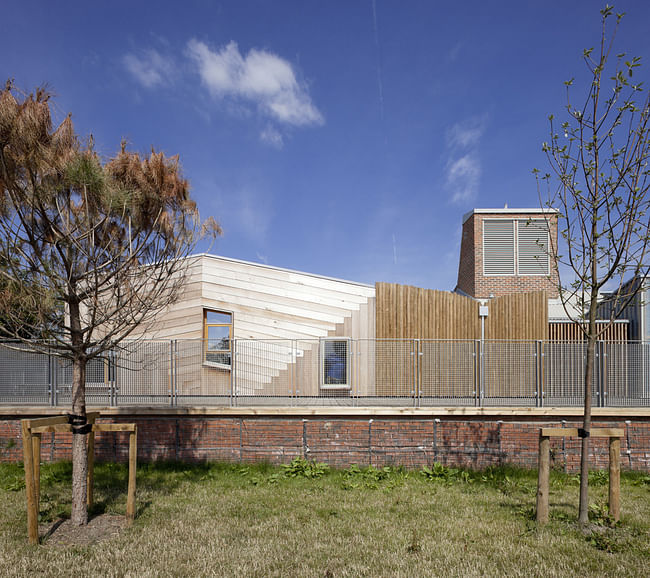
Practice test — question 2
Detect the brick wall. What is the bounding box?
[2,413,648,472]
[456,211,559,299]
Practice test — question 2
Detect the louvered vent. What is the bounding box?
[517,220,549,275]
[483,220,515,275]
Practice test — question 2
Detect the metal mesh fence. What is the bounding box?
[1,339,649,407]
[483,341,538,406]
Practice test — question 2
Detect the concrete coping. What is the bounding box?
[1,406,648,418]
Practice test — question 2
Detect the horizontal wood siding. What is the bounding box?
[134,255,375,396]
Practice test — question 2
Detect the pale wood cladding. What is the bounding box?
[133,255,375,397]
[548,321,628,342]
[375,283,548,397]
[376,282,548,340]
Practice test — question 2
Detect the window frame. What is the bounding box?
[203,309,233,368]
[320,337,351,390]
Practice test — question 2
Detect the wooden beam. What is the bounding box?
[591,428,624,438]
[126,428,137,524]
[21,420,38,545]
[93,423,136,433]
[32,433,41,517]
[541,427,624,438]
[541,428,578,437]
[536,433,550,525]
[26,415,69,429]
[30,424,72,434]
[87,415,96,510]
[609,437,621,522]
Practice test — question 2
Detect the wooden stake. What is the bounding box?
[21,420,38,545]
[536,433,550,525]
[609,436,621,523]
[126,428,137,524]
[87,417,96,510]
[32,433,41,517]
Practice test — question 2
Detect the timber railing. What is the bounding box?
[1,339,649,408]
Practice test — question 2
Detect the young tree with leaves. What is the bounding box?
[535,6,650,526]
[0,83,220,525]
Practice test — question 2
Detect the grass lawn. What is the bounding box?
[0,459,649,577]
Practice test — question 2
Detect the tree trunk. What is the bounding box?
[70,355,88,525]
[578,334,594,525]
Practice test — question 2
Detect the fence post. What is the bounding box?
[21,420,38,545]
[231,339,236,407]
[414,339,420,408]
[474,340,481,407]
[536,431,550,524]
[600,341,608,408]
[536,340,543,408]
[609,436,621,522]
[478,339,485,407]
[52,353,59,408]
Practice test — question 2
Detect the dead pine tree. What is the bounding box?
[0,82,220,525]
[535,6,650,526]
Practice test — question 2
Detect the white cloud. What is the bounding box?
[446,153,481,204]
[187,39,324,127]
[123,49,173,88]
[446,117,486,149]
[260,125,284,149]
[444,117,487,204]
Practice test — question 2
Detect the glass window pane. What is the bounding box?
[324,340,348,384]
[206,311,232,324]
[207,325,230,351]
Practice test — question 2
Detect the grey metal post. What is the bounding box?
[599,341,607,408]
[52,353,59,407]
[169,340,174,407]
[231,339,236,407]
[474,339,481,407]
[478,339,485,407]
[536,340,543,408]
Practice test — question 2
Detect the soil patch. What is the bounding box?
[41,514,128,546]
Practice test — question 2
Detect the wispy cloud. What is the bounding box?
[445,117,487,204]
[260,125,284,149]
[446,117,486,149]
[446,153,481,204]
[123,48,174,88]
[186,39,324,127]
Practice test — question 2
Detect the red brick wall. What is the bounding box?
[2,414,648,472]
[456,212,560,299]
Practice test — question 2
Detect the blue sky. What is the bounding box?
[3,1,650,290]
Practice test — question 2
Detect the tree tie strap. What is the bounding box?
[68,413,93,435]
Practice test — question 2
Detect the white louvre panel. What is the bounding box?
[517,220,549,275]
[483,220,515,275]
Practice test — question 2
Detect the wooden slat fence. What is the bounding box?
[375,283,547,340]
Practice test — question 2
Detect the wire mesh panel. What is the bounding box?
[234,340,295,405]
[543,342,598,406]
[605,342,650,407]
[356,339,416,406]
[115,341,171,405]
[175,340,231,405]
[483,341,537,406]
[44,353,113,407]
[419,340,477,406]
[0,342,51,404]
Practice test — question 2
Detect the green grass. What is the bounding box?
[1,459,649,577]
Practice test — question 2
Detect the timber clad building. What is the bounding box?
[1,208,649,471]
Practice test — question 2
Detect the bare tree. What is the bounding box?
[0,83,220,525]
[535,6,650,526]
